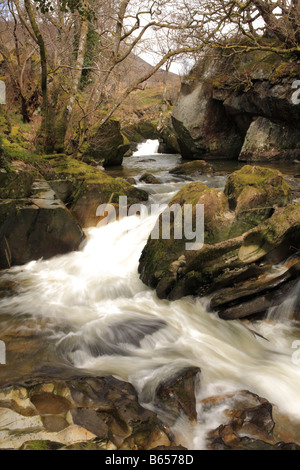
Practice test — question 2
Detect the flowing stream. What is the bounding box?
[1,140,300,449]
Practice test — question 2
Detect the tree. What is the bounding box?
[1,0,299,154]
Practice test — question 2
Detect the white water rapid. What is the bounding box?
[1,142,300,450]
[133,139,160,156]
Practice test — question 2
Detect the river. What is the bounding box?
[0,140,300,449]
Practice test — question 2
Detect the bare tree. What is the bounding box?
[1,0,298,153]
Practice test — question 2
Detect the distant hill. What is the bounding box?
[117,53,182,88]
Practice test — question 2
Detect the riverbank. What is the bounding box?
[0,142,300,450]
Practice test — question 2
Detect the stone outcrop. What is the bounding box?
[1,375,299,450]
[171,48,300,162]
[79,118,131,168]
[36,154,148,228]
[0,376,175,450]
[139,166,300,320]
[205,390,300,450]
[170,160,214,177]
[0,155,148,268]
[0,162,85,269]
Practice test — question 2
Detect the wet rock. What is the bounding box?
[140,173,161,184]
[139,166,300,320]
[80,118,130,168]
[205,390,300,451]
[139,181,233,295]
[0,179,85,269]
[154,367,200,425]
[170,160,214,177]
[125,177,137,185]
[0,376,176,450]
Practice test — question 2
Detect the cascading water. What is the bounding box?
[1,143,300,449]
[267,280,300,322]
[133,139,160,156]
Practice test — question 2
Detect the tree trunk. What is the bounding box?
[23,0,53,152]
[54,16,88,153]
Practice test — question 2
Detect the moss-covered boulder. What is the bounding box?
[139,182,234,293]
[37,154,148,228]
[80,119,130,167]
[225,165,292,236]
[0,162,35,199]
[0,178,85,269]
[139,166,300,320]
[170,160,214,177]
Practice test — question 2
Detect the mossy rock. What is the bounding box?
[171,160,214,176]
[80,119,130,167]
[20,440,62,451]
[36,154,149,228]
[0,162,35,199]
[139,166,298,306]
[139,182,233,291]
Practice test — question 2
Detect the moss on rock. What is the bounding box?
[80,118,131,167]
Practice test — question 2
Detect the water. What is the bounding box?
[133,139,160,156]
[1,140,300,449]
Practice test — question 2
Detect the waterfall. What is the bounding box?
[267,280,300,322]
[1,179,300,449]
[133,139,160,156]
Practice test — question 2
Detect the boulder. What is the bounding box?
[239,117,300,162]
[80,119,130,168]
[157,114,181,154]
[0,178,85,269]
[153,367,200,425]
[140,173,161,184]
[139,166,300,320]
[0,376,175,450]
[171,47,300,162]
[37,155,149,228]
[224,165,292,236]
[0,162,34,199]
[172,81,243,159]
[170,160,214,177]
[205,390,300,450]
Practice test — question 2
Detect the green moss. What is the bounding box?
[225,165,291,208]
[270,61,300,82]
[20,440,62,450]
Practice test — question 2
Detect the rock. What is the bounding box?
[239,117,300,162]
[139,166,300,320]
[224,165,292,236]
[205,390,300,450]
[123,120,159,151]
[172,81,243,159]
[37,154,148,228]
[158,114,181,154]
[154,367,200,425]
[0,178,85,269]
[0,162,34,199]
[170,160,214,177]
[171,47,300,162]
[0,376,176,450]
[140,173,161,184]
[125,177,137,185]
[139,181,233,295]
[80,119,130,168]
